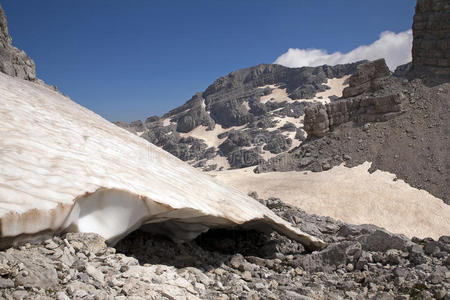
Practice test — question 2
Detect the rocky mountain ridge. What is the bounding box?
[117,62,363,170]
[119,0,450,205]
[119,58,449,204]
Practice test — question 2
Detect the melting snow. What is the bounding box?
[0,73,325,250]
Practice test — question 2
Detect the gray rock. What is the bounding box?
[357,229,411,252]
[342,59,391,98]
[85,264,105,285]
[0,5,36,81]
[65,232,107,255]
[424,241,441,256]
[438,236,450,244]
[0,277,14,288]
[294,241,361,272]
[0,249,58,289]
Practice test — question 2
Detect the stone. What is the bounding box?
[56,292,71,300]
[357,229,411,252]
[241,271,252,282]
[304,90,405,137]
[0,277,14,288]
[444,255,450,266]
[294,241,361,272]
[85,264,105,285]
[424,241,441,256]
[65,233,107,255]
[0,250,58,289]
[438,236,450,244]
[342,59,391,98]
[408,244,427,265]
[356,252,373,270]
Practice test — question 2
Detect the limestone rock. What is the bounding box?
[342,59,391,98]
[0,4,36,81]
[120,62,361,169]
[0,249,58,288]
[304,91,405,137]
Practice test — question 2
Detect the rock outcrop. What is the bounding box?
[259,76,450,203]
[412,0,450,77]
[119,62,362,170]
[0,4,36,81]
[304,60,404,137]
[304,93,405,137]
[342,59,391,98]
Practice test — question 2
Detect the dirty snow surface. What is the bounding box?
[0,73,325,250]
[210,162,450,240]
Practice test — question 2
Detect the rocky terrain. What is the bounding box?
[0,0,448,299]
[117,0,450,205]
[0,6,35,82]
[0,197,449,299]
[120,60,450,203]
[257,59,450,204]
[117,62,362,170]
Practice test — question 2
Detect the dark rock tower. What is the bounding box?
[412,0,450,77]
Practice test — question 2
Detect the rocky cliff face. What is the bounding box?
[0,5,36,81]
[412,0,450,76]
[257,1,450,203]
[118,62,362,170]
[304,59,405,138]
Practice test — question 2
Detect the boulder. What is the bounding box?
[342,59,391,98]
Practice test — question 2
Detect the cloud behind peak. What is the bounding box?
[274,30,412,71]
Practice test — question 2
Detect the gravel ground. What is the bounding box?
[0,195,449,299]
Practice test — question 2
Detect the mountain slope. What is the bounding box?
[118,62,362,170]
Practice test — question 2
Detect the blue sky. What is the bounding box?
[3,1,415,122]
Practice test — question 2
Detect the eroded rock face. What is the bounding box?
[304,60,405,137]
[412,0,450,77]
[0,5,36,81]
[304,93,405,137]
[342,59,391,98]
[118,62,361,170]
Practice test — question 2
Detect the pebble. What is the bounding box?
[0,199,448,299]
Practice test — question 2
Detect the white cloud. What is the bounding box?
[274,30,412,71]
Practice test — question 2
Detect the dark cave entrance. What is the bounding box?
[113,227,300,268]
